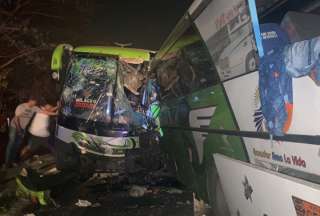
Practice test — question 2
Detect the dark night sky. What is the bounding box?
[0,0,193,102]
[89,0,193,50]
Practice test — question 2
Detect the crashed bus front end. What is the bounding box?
[51,45,161,173]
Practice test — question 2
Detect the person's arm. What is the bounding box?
[40,109,58,116]
[51,105,58,112]
[34,106,41,113]
[45,110,58,116]
[46,104,59,116]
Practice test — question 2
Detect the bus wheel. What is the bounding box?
[245,51,257,72]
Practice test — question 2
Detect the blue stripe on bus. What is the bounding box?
[248,0,264,58]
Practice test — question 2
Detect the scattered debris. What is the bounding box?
[129,185,148,198]
[175,200,192,206]
[43,167,58,175]
[92,202,101,207]
[165,188,183,194]
[151,187,160,195]
[0,188,18,214]
[176,201,184,205]
[6,198,32,215]
[0,153,193,215]
[75,199,92,207]
[193,193,212,216]
[74,199,101,208]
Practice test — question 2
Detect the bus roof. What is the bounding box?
[51,44,152,72]
[74,46,151,61]
[156,35,200,59]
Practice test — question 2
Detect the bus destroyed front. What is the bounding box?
[56,54,161,158]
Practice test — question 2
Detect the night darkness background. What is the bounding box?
[0,0,192,114]
[92,0,193,50]
[1,0,319,111]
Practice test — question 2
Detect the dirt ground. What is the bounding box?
[0,154,212,216]
[33,185,195,216]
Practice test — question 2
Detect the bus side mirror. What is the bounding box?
[51,44,73,81]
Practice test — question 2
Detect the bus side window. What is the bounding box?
[156,58,181,99]
[182,41,220,90]
[156,22,221,98]
[176,50,198,94]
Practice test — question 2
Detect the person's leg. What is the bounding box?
[21,135,51,161]
[20,135,37,161]
[5,126,17,165]
[12,129,24,163]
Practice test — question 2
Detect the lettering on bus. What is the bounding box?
[74,98,96,109]
[261,31,278,40]
[253,148,271,159]
[189,106,216,164]
[252,148,306,168]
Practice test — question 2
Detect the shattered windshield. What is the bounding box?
[60,55,135,131]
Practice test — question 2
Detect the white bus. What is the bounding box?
[154,0,320,215]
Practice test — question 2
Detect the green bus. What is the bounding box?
[51,44,161,176]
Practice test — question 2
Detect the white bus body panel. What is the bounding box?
[214,153,320,215]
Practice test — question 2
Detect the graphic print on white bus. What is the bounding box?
[195,0,257,80]
[224,72,320,175]
[189,106,216,164]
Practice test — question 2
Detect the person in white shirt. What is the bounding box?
[5,96,40,166]
[20,103,58,160]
